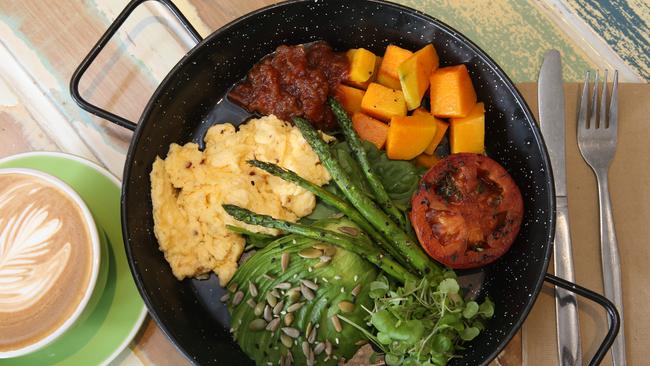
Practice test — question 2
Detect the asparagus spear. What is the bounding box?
[223,204,417,284]
[247,159,410,267]
[292,117,438,274]
[329,98,408,230]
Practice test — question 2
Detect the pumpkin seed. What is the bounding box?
[301,341,310,357]
[323,246,337,257]
[281,252,290,272]
[305,322,313,339]
[246,299,257,308]
[282,327,300,338]
[338,301,355,313]
[298,248,322,259]
[355,340,367,346]
[284,312,294,326]
[266,292,278,307]
[313,342,325,355]
[254,302,265,316]
[263,305,273,322]
[312,243,329,250]
[219,293,230,302]
[232,291,244,306]
[307,348,315,366]
[275,282,292,290]
[281,334,294,348]
[308,326,317,344]
[330,315,342,333]
[351,284,362,297]
[325,340,332,356]
[313,260,329,269]
[287,288,301,302]
[338,226,359,236]
[300,284,315,301]
[266,317,281,332]
[248,318,266,331]
[248,282,258,297]
[273,300,284,315]
[227,282,238,293]
[287,302,304,313]
[301,279,318,290]
[270,289,281,298]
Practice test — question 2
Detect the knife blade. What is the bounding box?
[538,49,582,366]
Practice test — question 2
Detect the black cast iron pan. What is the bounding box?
[70,0,619,364]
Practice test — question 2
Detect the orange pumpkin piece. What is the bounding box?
[412,108,449,155]
[386,114,438,160]
[361,82,407,122]
[429,64,477,118]
[346,48,377,84]
[377,45,413,90]
[398,44,439,110]
[351,112,389,149]
[334,85,365,115]
[345,56,382,90]
[450,102,485,154]
[415,153,440,168]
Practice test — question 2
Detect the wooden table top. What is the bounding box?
[0,1,647,365]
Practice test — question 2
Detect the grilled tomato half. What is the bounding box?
[410,153,523,269]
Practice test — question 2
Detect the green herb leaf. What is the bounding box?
[479,298,495,318]
[460,326,480,341]
[437,278,460,294]
[369,277,390,299]
[462,301,479,319]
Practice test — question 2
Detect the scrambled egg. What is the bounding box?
[150,115,331,285]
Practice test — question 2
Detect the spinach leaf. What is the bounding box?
[331,141,426,210]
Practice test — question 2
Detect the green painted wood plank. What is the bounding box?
[565,0,650,80]
[396,0,596,82]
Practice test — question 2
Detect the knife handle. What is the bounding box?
[554,197,582,365]
[596,171,626,366]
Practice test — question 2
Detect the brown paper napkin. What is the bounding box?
[514,83,650,366]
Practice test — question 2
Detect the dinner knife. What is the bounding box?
[538,50,582,366]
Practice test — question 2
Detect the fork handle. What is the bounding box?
[596,170,626,366]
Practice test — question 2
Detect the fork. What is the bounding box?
[577,70,626,366]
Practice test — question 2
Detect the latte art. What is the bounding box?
[0,173,93,353]
[0,195,71,312]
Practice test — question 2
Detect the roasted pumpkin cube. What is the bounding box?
[450,102,485,154]
[415,153,440,168]
[386,114,438,160]
[398,44,439,110]
[345,56,382,90]
[377,45,413,90]
[351,112,389,149]
[412,108,449,155]
[334,85,365,115]
[361,82,407,122]
[429,64,477,118]
[346,48,377,84]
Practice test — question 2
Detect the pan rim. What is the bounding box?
[121,0,556,364]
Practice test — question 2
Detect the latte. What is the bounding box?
[0,170,97,354]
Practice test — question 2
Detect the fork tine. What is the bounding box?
[578,71,590,132]
[590,71,599,129]
[609,70,619,130]
[599,69,608,129]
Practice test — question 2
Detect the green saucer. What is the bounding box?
[0,152,147,366]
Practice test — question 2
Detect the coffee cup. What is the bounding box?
[0,168,101,358]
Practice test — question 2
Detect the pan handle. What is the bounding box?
[543,273,620,366]
[69,0,203,131]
